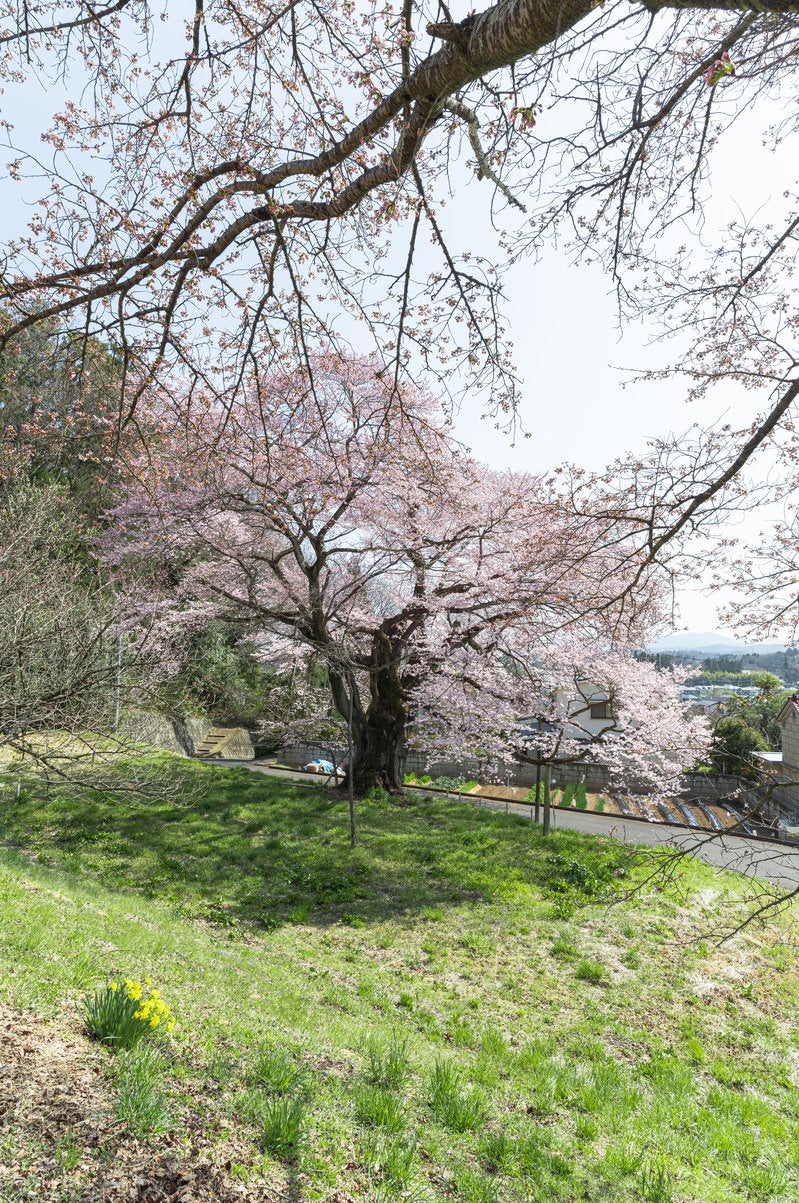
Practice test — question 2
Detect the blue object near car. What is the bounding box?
[303,759,344,776]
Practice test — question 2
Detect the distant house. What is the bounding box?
[777,695,799,774]
[686,698,727,720]
[556,682,616,740]
[750,696,799,819]
[518,682,615,746]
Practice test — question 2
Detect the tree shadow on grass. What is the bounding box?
[0,763,627,933]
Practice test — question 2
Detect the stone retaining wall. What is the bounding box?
[120,711,213,757]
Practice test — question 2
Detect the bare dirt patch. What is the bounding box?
[0,1001,282,1202]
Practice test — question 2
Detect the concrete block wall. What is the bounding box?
[681,770,799,822]
[277,742,346,769]
[404,750,611,793]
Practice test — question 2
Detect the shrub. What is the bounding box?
[81,977,176,1050]
[432,775,469,792]
[575,783,588,809]
[544,854,622,901]
[561,784,575,807]
[550,891,578,921]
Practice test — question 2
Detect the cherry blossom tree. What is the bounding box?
[106,354,666,790]
[1,0,798,546]
[5,0,795,763]
[412,636,711,831]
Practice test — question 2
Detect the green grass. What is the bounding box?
[362,1031,410,1089]
[112,1044,174,1136]
[353,1083,406,1131]
[245,1092,306,1158]
[246,1045,307,1095]
[574,957,609,985]
[0,756,798,1201]
[428,1058,487,1132]
[0,758,633,927]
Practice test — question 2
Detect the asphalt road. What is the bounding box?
[211,759,340,786]
[212,759,799,892]
[473,796,799,892]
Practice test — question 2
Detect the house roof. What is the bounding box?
[777,695,799,725]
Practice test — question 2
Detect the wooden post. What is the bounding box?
[113,630,122,733]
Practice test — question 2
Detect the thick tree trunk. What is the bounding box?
[352,711,406,794]
[351,630,408,793]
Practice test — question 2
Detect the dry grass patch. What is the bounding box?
[0,1001,283,1202]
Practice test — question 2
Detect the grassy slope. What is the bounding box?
[1,758,798,1202]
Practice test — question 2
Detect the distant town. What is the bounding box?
[639,632,799,693]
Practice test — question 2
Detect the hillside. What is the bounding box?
[0,758,797,1202]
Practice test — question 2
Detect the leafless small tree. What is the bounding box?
[0,476,181,797]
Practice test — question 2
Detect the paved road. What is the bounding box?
[473,795,799,892]
[210,758,340,786]
[210,760,799,892]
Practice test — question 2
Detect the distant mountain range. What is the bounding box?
[647,632,792,656]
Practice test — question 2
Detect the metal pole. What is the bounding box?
[534,761,541,824]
